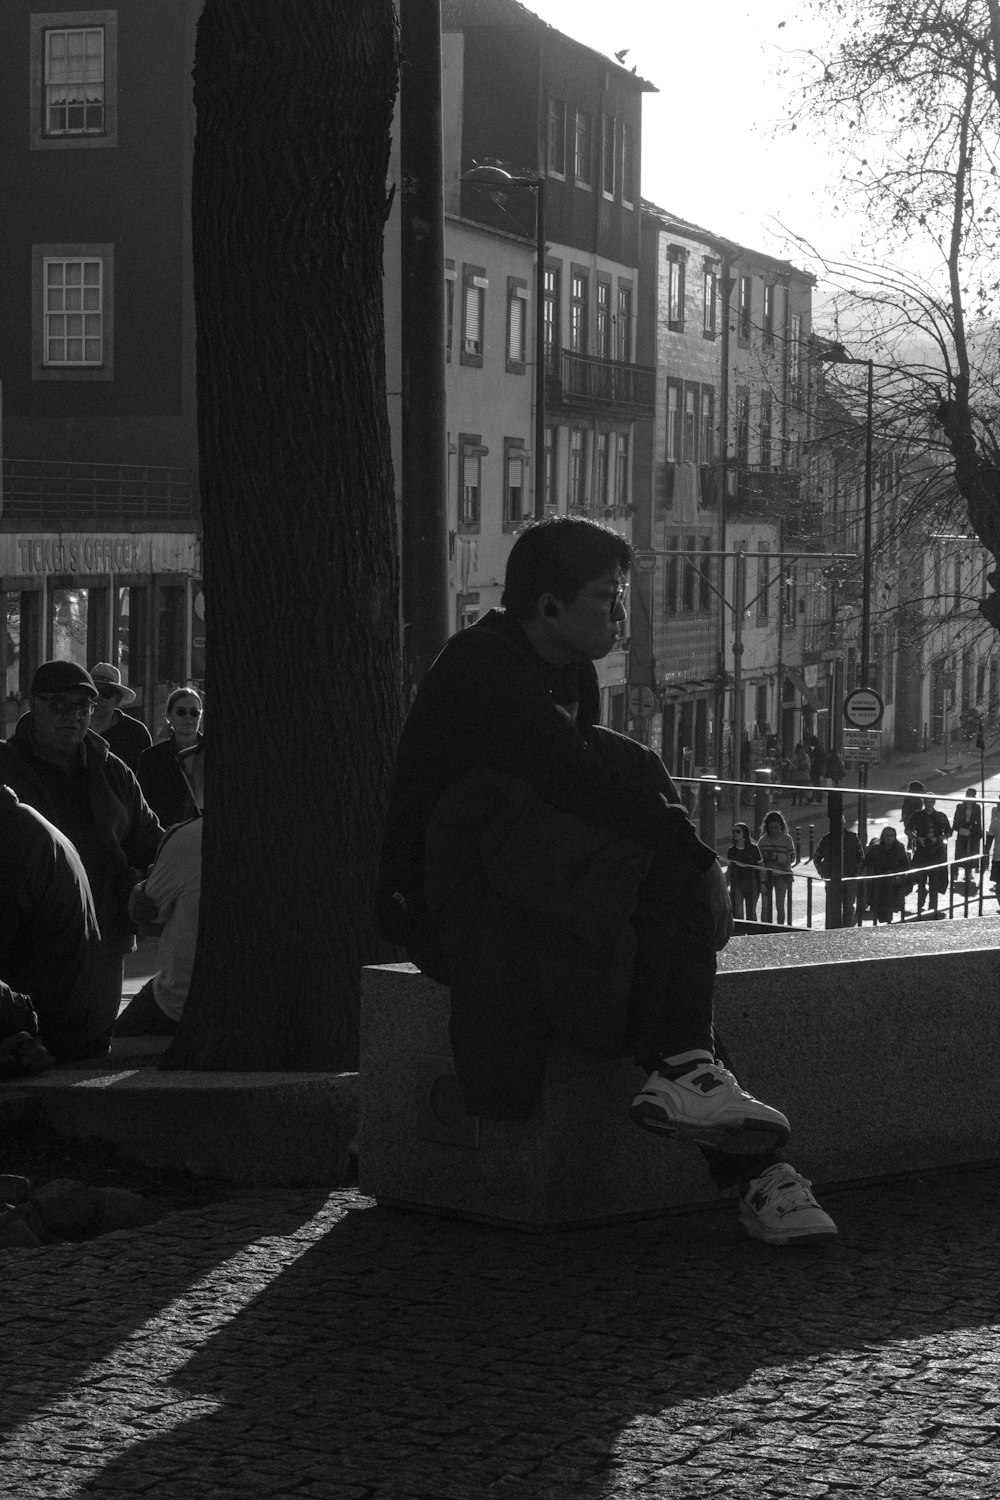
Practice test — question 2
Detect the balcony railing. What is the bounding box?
[2,460,198,525]
[548,351,655,415]
[731,464,801,505]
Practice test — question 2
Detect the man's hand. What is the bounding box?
[707,859,734,950]
[127,881,163,935]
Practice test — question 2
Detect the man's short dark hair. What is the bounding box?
[501,516,633,619]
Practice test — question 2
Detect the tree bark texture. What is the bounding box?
[162,0,401,1070]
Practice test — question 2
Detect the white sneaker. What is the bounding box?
[629,1059,791,1155]
[740,1163,838,1245]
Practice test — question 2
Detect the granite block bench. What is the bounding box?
[359,921,1000,1227]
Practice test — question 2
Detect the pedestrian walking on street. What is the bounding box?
[137,688,205,829]
[865,826,911,925]
[758,810,797,925]
[808,740,826,804]
[901,780,925,855]
[87,663,152,773]
[789,742,811,807]
[950,788,982,897]
[813,825,866,927]
[984,802,1000,909]
[726,822,763,921]
[377,516,836,1245]
[911,796,952,916]
[823,747,846,789]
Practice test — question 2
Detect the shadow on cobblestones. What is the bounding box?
[4,1166,997,1497]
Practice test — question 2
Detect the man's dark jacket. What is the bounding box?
[0,715,162,953]
[376,609,718,1117]
[0,784,104,1059]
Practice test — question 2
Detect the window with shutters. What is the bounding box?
[445,261,455,363]
[602,115,616,197]
[570,270,588,354]
[596,278,611,358]
[457,434,482,532]
[506,278,528,373]
[616,283,632,362]
[548,98,566,177]
[568,429,588,511]
[667,249,684,331]
[503,438,530,527]
[460,265,487,367]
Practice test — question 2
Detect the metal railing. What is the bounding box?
[2,459,197,524]
[551,352,656,414]
[674,773,997,932]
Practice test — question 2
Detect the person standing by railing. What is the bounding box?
[726,822,763,921]
[951,788,983,898]
[865,826,912,925]
[758,810,797,925]
[910,796,952,917]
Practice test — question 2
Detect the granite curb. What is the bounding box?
[2,1165,999,1496]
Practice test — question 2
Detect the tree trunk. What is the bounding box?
[161,0,401,1071]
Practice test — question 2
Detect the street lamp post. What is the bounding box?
[818,342,876,844]
[462,165,546,518]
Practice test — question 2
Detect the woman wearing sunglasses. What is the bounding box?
[137,687,205,829]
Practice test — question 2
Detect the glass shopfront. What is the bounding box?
[1,531,201,738]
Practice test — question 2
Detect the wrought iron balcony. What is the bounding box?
[548,351,655,416]
[730,464,802,506]
[2,460,198,525]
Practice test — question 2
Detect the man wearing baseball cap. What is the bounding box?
[0,660,163,1055]
[88,662,152,773]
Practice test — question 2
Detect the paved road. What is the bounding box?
[3,1165,1000,1497]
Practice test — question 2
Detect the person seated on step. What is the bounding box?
[116,812,202,1038]
[0,783,105,1064]
[376,516,836,1247]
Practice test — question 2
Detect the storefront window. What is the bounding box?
[49,585,89,664]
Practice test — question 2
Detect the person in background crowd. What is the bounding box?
[950,788,983,897]
[116,814,202,1037]
[865,826,912,925]
[984,801,1000,909]
[807,739,826,804]
[88,662,153,773]
[813,824,866,927]
[789,742,811,807]
[910,796,952,916]
[823,746,846,789]
[0,784,103,1063]
[726,822,763,921]
[137,688,205,828]
[758,810,798,925]
[901,780,925,854]
[0,662,162,1052]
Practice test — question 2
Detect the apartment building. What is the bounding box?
[635,204,821,776]
[0,0,203,735]
[441,0,655,727]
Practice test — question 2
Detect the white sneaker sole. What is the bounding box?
[629,1098,791,1154]
[739,1207,838,1245]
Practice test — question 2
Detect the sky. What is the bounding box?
[526,0,860,279]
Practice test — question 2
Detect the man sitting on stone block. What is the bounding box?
[376,516,836,1245]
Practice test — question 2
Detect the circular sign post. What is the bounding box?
[843,686,884,729]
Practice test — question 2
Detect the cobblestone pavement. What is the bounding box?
[2,1164,1000,1498]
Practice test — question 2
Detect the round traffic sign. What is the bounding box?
[843,687,884,728]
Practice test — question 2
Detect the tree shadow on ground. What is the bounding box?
[0,1190,332,1438]
[19,1163,1000,1498]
